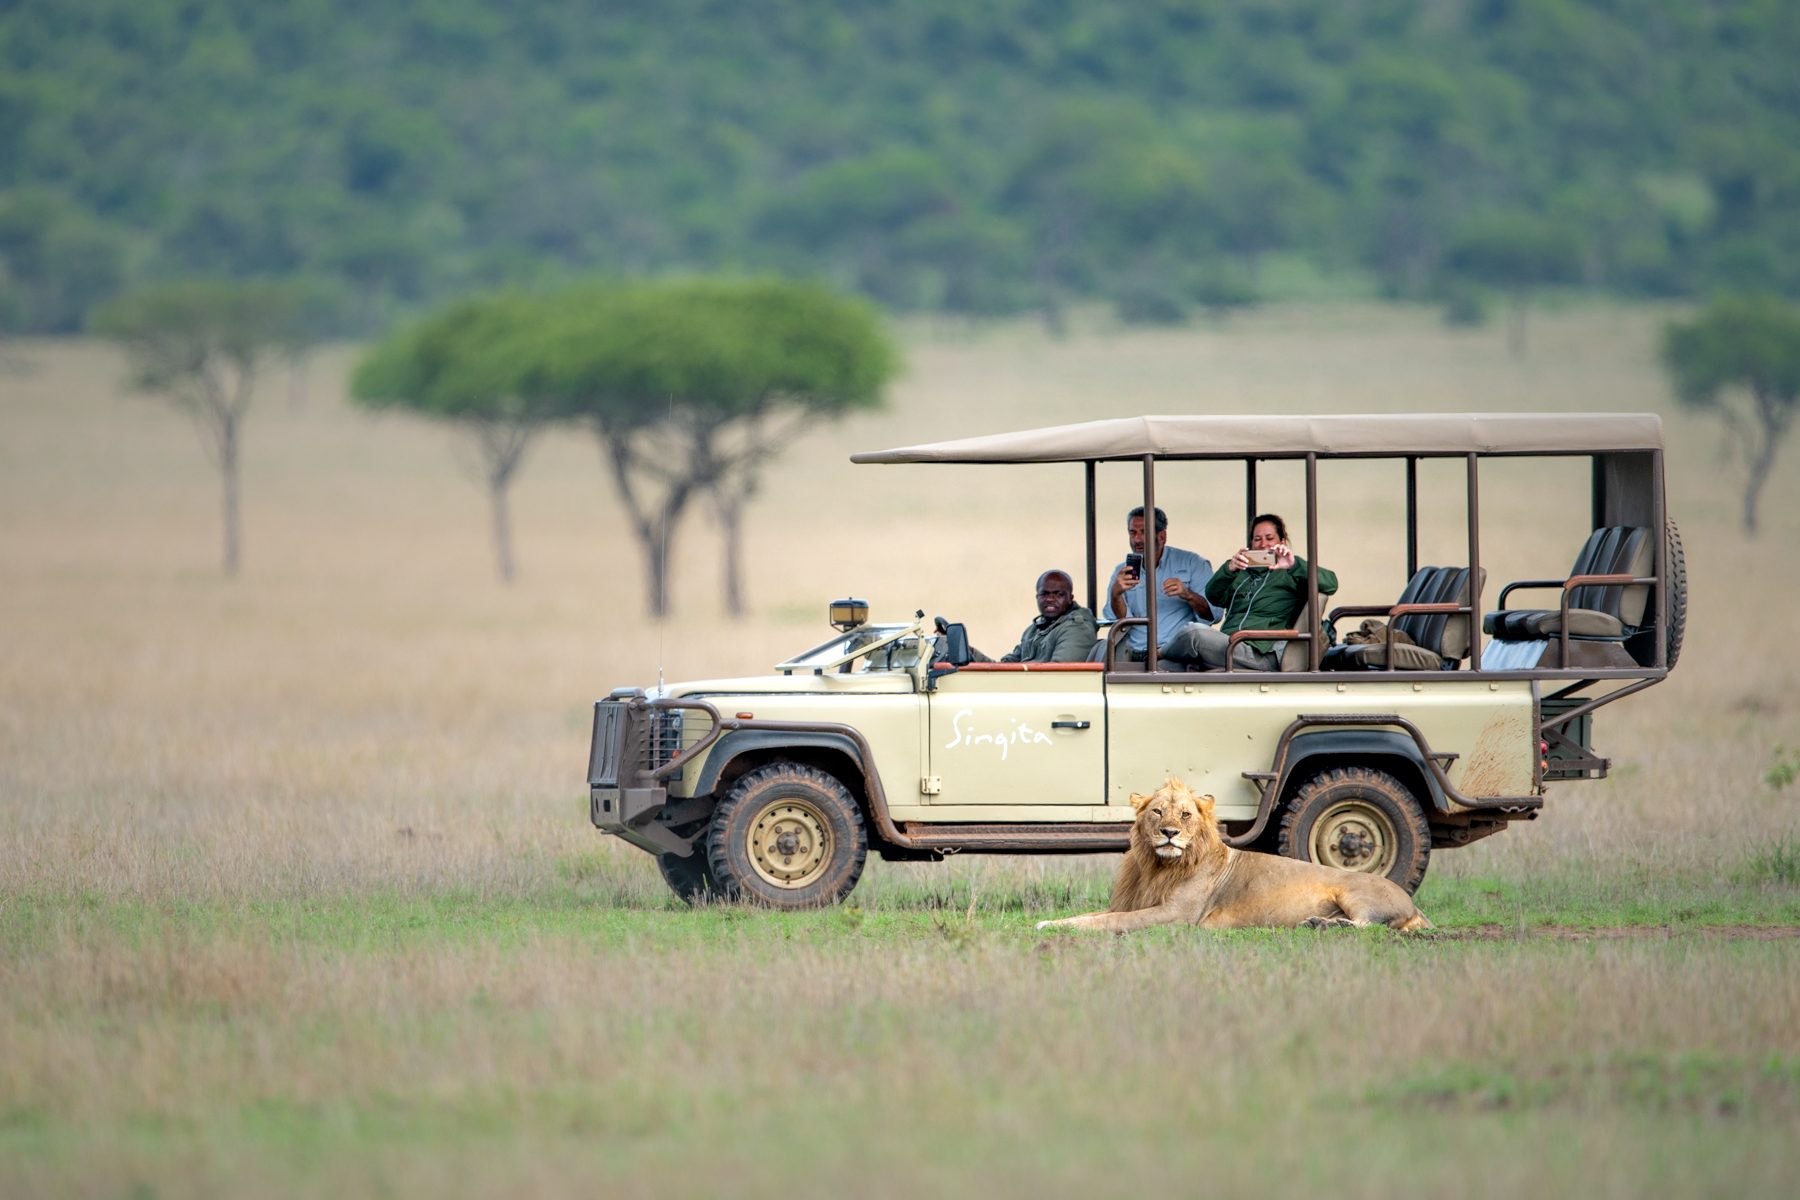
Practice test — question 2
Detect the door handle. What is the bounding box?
[1051,720,1091,730]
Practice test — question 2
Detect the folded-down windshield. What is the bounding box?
[776,623,924,674]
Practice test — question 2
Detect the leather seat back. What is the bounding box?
[1392,565,1483,660]
[1567,526,1652,627]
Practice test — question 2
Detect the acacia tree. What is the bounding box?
[349,294,556,582]
[91,280,313,575]
[539,279,896,618]
[1662,294,1800,535]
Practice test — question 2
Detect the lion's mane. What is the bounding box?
[1108,777,1227,912]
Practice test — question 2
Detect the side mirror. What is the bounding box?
[936,620,972,667]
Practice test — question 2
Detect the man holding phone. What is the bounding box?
[1102,505,1216,661]
[1164,512,1338,670]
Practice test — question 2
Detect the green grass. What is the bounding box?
[5,865,1796,963]
[4,885,1798,1199]
[1735,837,1800,887]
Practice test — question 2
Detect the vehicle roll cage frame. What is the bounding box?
[854,414,1673,741]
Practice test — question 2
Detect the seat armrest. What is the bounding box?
[1388,602,1465,618]
[1103,618,1146,673]
[1223,629,1308,673]
[1562,573,1651,590]
[1326,603,1396,622]
[1555,575,1655,661]
[1496,577,1573,609]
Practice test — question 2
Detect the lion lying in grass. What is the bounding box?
[1036,777,1431,934]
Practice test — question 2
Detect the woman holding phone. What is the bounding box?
[1163,513,1337,671]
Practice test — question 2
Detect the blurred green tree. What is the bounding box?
[1443,212,1582,356]
[350,294,556,582]
[1661,294,1800,535]
[0,189,127,333]
[91,280,316,575]
[754,149,960,308]
[1001,99,1209,334]
[539,278,897,617]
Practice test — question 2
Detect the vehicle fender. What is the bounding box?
[1277,729,1450,814]
[689,729,872,799]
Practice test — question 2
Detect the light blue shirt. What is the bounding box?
[1106,544,1216,653]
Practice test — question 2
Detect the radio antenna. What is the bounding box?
[656,391,672,694]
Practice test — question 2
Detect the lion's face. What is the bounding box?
[1130,779,1216,861]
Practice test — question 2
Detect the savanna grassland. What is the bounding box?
[3,305,1799,1197]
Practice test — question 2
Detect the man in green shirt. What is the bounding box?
[1164,514,1337,671]
[1000,570,1097,663]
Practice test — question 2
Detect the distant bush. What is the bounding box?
[1766,746,1799,792]
[1113,277,1190,326]
[1189,268,1259,319]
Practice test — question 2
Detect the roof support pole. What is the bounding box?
[1084,460,1098,617]
[1406,456,1419,580]
[1245,459,1258,537]
[1652,448,1667,669]
[1143,454,1158,672]
[1466,452,1483,672]
[1306,453,1321,670]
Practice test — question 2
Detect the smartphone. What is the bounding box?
[1124,552,1143,576]
[1244,548,1277,568]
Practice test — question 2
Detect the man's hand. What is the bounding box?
[1163,577,1213,619]
[1109,565,1138,616]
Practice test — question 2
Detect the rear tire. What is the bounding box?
[706,763,868,909]
[1278,766,1431,893]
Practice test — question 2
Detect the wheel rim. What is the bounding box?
[747,799,832,889]
[1307,800,1397,875]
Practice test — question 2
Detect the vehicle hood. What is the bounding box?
[650,673,916,700]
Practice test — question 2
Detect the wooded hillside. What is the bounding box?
[3,0,1797,332]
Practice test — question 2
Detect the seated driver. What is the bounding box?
[1000,570,1097,663]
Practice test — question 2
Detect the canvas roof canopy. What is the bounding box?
[851,413,1665,465]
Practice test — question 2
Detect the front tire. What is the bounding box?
[1278,766,1431,893]
[706,763,868,909]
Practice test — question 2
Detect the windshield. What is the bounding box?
[777,623,925,674]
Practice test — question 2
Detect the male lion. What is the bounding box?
[1036,777,1431,933]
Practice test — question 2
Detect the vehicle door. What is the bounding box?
[925,664,1106,807]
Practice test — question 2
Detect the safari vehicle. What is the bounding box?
[588,413,1683,908]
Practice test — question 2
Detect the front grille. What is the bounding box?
[648,708,684,773]
[592,699,713,790]
[588,701,629,787]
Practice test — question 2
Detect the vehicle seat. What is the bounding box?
[1322,566,1482,671]
[1277,600,1314,671]
[1481,526,1652,641]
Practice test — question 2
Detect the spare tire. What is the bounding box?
[1663,518,1686,669]
[1626,518,1686,669]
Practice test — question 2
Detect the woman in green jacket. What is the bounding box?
[1164,513,1337,670]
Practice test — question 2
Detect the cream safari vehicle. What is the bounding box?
[587,414,1683,908]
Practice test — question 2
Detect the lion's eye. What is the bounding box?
[1151,808,1163,819]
